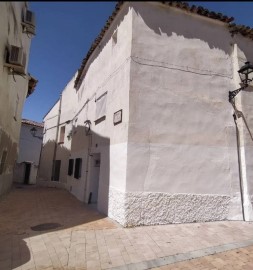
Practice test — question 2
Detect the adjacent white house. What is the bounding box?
[0,2,36,197]
[13,119,43,185]
[38,2,253,226]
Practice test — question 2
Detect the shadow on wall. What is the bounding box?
[3,123,112,269]
[133,2,232,55]
[0,128,18,197]
[231,95,253,143]
[37,140,70,183]
[70,124,110,215]
[75,4,130,91]
[37,124,110,215]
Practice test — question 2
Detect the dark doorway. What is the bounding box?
[24,163,31,184]
[87,153,101,204]
[53,160,61,181]
[74,158,82,179]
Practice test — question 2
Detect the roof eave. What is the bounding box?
[74,1,253,89]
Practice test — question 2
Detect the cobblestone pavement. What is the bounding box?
[0,185,253,270]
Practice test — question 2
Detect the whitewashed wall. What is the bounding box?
[233,35,253,221]
[38,100,59,184]
[38,75,78,189]
[0,2,32,196]
[18,124,43,164]
[110,2,246,226]
[13,123,43,184]
[39,2,253,226]
[39,3,133,216]
[64,3,133,214]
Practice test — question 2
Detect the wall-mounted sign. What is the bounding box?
[113,109,122,125]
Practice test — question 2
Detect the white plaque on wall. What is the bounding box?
[113,109,122,125]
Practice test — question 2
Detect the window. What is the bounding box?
[74,158,82,179]
[58,125,65,144]
[95,92,107,123]
[68,159,74,176]
[0,150,8,175]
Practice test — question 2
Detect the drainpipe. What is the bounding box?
[83,120,92,203]
[51,94,62,180]
[231,43,253,221]
[36,130,44,183]
[233,113,245,221]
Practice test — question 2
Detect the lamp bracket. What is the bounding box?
[229,84,248,103]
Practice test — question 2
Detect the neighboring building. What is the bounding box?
[38,2,253,226]
[0,2,36,197]
[13,119,43,185]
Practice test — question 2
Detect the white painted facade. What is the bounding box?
[13,121,43,185]
[0,2,35,197]
[38,2,253,226]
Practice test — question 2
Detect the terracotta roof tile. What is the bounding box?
[74,1,252,89]
[22,119,44,128]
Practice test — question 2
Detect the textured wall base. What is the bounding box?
[108,188,231,227]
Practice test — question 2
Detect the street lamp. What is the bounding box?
[238,61,253,84]
[30,127,43,140]
[229,61,253,103]
[84,120,91,136]
[229,61,253,222]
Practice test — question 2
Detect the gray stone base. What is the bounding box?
[108,188,231,227]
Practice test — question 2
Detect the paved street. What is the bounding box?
[0,185,253,270]
[153,245,253,270]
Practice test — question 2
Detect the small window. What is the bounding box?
[74,158,82,179]
[0,150,8,175]
[59,126,65,144]
[95,92,107,123]
[68,159,74,176]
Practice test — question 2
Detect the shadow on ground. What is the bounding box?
[0,184,118,269]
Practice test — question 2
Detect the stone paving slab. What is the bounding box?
[111,240,253,270]
[153,245,253,270]
[0,185,253,270]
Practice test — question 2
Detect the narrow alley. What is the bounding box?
[0,185,253,270]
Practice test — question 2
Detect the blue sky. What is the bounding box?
[23,2,253,123]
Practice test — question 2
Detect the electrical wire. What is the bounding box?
[44,54,233,130]
[131,55,232,79]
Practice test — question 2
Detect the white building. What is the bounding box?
[0,2,36,197]
[38,2,253,226]
[14,119,43,185]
